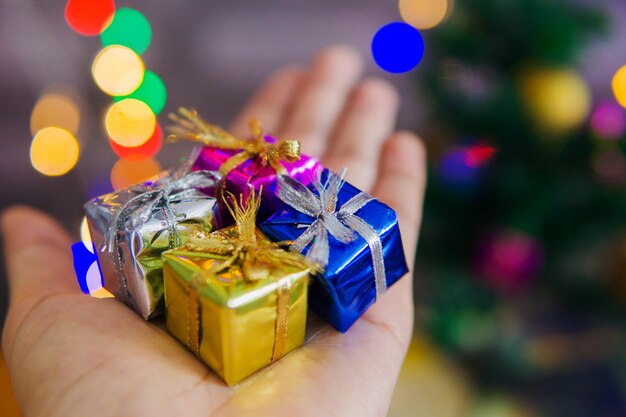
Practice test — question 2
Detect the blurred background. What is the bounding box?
[1,0,626,416]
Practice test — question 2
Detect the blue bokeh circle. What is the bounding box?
[371,22,425,73]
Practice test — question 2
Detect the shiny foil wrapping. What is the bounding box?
[260,169,409,332]
[85,174,219,319]
[193,141,321,223]
[162,226,310,386]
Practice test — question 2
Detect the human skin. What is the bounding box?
[1,46,426,417]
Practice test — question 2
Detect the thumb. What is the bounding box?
[1,206,80,355]
[1,206,79,302]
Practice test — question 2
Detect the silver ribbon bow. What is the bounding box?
[106,169,222,305]
[276,170,387,298]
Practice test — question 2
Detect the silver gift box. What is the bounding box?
[85,171,220,319]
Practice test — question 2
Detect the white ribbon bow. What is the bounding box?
[105,169,222,305]
[276,170,387,298]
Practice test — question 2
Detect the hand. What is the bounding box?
[2,46,426,417]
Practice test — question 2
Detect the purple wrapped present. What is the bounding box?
[169,108,321,223]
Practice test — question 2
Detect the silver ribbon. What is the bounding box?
[105,169,222,306]
[276,170,387,298]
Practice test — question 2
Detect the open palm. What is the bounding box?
[2,46,426,417]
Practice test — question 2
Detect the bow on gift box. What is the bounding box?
[276,170,388,298]
[105,169,222,306]
[168,108,301,176]
[181,190,317,361]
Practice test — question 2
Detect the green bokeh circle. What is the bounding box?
[113,71,167,115]
[100,8,152,55]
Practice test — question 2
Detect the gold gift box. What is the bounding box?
[163,221,312,385]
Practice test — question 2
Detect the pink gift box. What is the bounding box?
[193,135,321,224]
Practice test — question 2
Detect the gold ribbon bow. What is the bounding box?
[168,108,301,177]
[182,190,317,362]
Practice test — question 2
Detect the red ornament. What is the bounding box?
[465,144,496,168]
[474,229,544,295]
[65,0,116,36]
[110,123,162,161]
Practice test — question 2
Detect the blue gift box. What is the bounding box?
[260,169,408,332]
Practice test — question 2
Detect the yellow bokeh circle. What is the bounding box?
[30,92,81,136]
[30,127,80,176]
[612,65,626,109]
[105,99,156,147]
[399,0,449,30]
[521,68,591,135]
[92,45,145,96]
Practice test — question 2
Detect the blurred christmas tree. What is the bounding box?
[417,0,626,383]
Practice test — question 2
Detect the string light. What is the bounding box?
[110,123,163,160]
[63,0,168,179]
[30,127,80,176]
[92,45,145,96]
[65,0,116,36]
[110,158,162,190]
[105,99,156,147]
[100,8,152,55]
[399,0,449,30]
[113,71,167,115]
[30,91,81,135]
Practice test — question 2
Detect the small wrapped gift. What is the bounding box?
[260,169,409,332]
[162,191,314,385]
[168,108,321,222]
[85,169,221,319]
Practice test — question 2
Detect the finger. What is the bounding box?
[344,132,426,370]
[278,45,363,157]
[1,206,79,303]
[322,78,399,191]
[371,132,427,261]
[230,66,305,138]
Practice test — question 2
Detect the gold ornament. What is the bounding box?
[520,68,591,136]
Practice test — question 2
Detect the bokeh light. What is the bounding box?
[113,71,167,115]
[100,8,152,55]
[110,158,162,190]
[593,147,626,185]
[92,287,115,298]
[84,261,104,294]
[438,143,496,189]
[30,127,80,176]
[71,241,99,294]
[521,68,591,134]
[65,0,115,36]
[80,216,94,253]
[399,0,449,30]
[72,239,114,298]
[105,98,156,147]
[371,22,424,73]
[110,123,162,160]
[590,101,626,140]
[474,229,545,295]
[92,45,145,96]
[612,65,626,109]
[30,91,80,135]
[465,144,496,168]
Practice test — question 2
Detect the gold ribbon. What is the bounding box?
[168,108,301,177]
[180,190,316,363]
